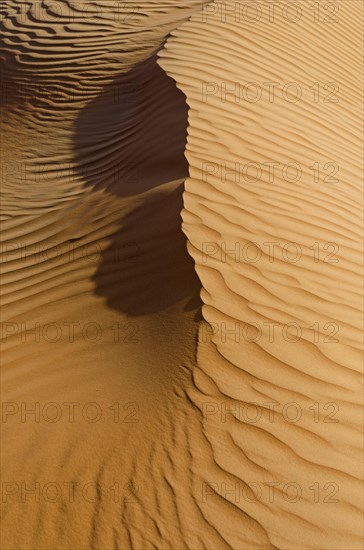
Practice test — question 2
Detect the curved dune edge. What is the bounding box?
[158,0,364,548]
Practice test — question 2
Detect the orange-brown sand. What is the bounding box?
[1,1,363,548]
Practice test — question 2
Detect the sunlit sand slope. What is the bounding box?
[159,1,364,548]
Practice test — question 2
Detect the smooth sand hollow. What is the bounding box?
[1,1,363,548]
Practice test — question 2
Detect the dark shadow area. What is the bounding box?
[73,52,202,316]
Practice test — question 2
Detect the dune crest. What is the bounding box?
[1,2,208,548]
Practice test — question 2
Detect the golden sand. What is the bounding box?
[1,1,363,548]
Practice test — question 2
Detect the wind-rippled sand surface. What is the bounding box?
[1,1,363,548]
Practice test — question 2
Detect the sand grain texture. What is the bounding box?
[1,0,364,548]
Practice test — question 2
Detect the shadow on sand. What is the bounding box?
[73,52,202,317]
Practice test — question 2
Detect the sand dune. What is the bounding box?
[1,0,363,548]
[159,0,364,547]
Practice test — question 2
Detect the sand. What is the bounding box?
[1,1,363,548]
